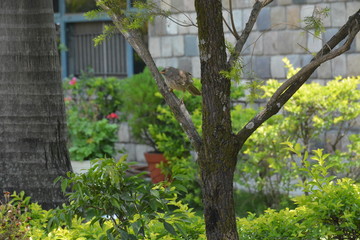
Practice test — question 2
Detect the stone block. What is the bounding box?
[256,7,271,31]
[315,3,331,28]
[347,54,360,76]
[254,56,271,79]
[178,57,192,73]
[331,55,347,77]
[347,2,360,18]
[153,16,167,36]
[301,54,312,66]
[278,0,292,5]
[243,31,263,55]
[293,31,307,53]
[185,35,199,56]
[271,56,286,79]
[148,23,156,37]
[232,9,242,31]
[223,10,231,33]
[307,30,322,53]
[177,13,191,34]
[188,13,198,34]
[231,0,254,9]
[300,5,315,28]
[277,31,295,54]
[263,31,279,55]
[286,5,300,29]
[155,58,167,68]
[271,6,286,30]
[71,161,91,174]
[191,57,201,78]
[302,55,317,79]
[135,144,154,163]
[293,0,306,4]
[118,122,131,143]
[330,2,346,27]
[118,143,137,162]
[172,35,185,56]
[166,18,178,35]
[356,32,360,52]
[287,54,302,69]
[165,58,180,68]
[323,28,342,46]
[161,36,173,57]
[317,60,332,79]
[241,55,254,79]
[242,8,253,30]
[183,0,195,12]
[148,37,161,58]
[160,0,171,11]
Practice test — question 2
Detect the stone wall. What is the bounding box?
[148,0,360,82]
[119,0,360,162]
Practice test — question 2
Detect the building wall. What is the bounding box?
[148,0,360,82]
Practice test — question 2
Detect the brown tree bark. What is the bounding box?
[0,0,72,209]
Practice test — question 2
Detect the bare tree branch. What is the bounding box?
[97,2,203,151]
[223,15,238,39]
[228,0,240,40]
[227,0,274,66]
[234,9,360,148]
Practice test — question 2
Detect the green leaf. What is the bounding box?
[163,221,177,236]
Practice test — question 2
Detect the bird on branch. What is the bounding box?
[160,67,201,98]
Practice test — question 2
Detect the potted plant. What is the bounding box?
[119,68,169,183]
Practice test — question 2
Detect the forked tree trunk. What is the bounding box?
[195,0,240,238]
[0,0,72,209]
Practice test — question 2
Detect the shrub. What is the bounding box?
[119,67,165,151]
[64,74,122,161]
[235,58,360,209]
[67,109,118,161]
[51,157,205,239]
[237,147,360,239]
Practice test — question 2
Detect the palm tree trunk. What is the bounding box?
[0,0,72,209]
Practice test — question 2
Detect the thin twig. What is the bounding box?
[229,0,240,40]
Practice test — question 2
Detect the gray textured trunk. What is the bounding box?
[0,0,72,209]
[195,0,240,238]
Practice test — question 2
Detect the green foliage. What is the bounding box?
[51,157,205,239]
[119,67,165,150]
[238,149,360,239]
[303,6,330,37]
[65,0,97,13]
[148,82,203,208]
[0,191,31,239]
[235,58,360,209]
[86,0,169,45]
[64,74,122,161]
[64,74,124,119]
[93,24,118,47]
[67,113,118,161]
[0,191,113,239]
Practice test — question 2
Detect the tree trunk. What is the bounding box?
[199,149,239,239]
[195,0,240,238]
[0,0,72,209]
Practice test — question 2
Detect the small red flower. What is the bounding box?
[64,97,72,102]
[69,77,77,85]
[106,113,119,119]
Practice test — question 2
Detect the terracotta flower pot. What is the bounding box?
[144,152,169,183]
